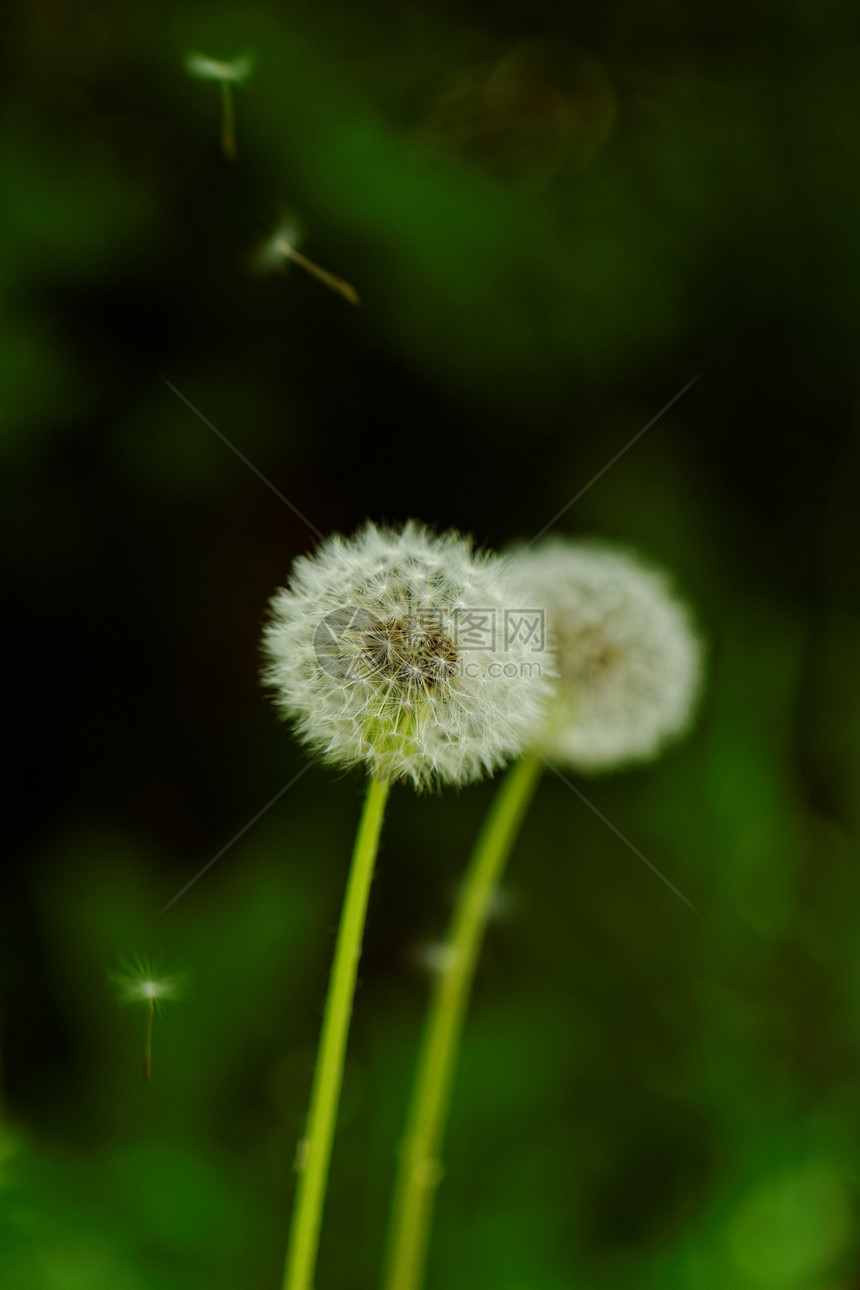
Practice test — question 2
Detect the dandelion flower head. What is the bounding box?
[109,959,185,1011]
[256,216,304,272]
[513,538,703,772]
[262,521,554,789]
[184,51,254,82]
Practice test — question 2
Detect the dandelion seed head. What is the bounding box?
[184,51,254,83]
[109,959,185,1011]
[514,538,703,772]
[256,217,303,272]
[262,521,554,790]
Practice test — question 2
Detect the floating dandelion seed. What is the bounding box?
[109,958,185,1083]
[256,216,360,306]
[184,52,254,81]
[410,942,458,976]
[262,520,554,790]
[515,537,703,771]
[184,49,254,160]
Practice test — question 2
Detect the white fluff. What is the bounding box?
[184,52,253,82]
[512,538,703,772]
[262,521,554,790]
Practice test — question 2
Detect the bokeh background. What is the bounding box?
[3,1,860,1287]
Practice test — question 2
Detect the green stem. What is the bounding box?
[283,774,391,1290]
[220,80,236,159]
[383,753,543,1290]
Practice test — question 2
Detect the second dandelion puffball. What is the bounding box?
[262,522,554,789]
[513,538,703,771]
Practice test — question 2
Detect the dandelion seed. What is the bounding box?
[411,942,458,975]
[109,958,185,1083]
[256,216,360,307]
[184,52,254,82]
[184,49,254,160]
[262,521,554,790]
[514,538,703,771]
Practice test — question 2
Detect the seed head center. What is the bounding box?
[362,616,458,692]
[558,620,623,684]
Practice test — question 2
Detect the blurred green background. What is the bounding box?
[3,0,860,1287]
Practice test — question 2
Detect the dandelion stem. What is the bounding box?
[144,998,153,1084]
[220,80,236,159]
[284,245,361,306]
[283,774,391,1290]
[383,752,542,1290]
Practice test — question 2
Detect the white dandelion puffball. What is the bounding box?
[262,521,554,789]
[513,538,703,772]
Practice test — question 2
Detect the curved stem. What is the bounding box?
[220,80,236,159]
[283,774,391,1290]
[383,753,543,1290]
